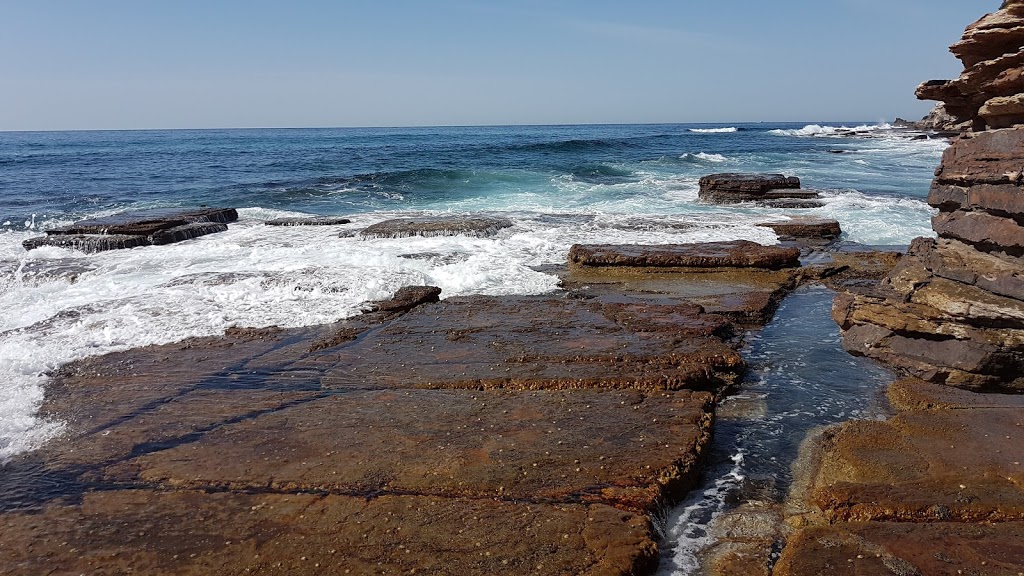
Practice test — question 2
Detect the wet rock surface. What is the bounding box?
[264,216,352,226]
[0,238,821,574]
[360,216,513,238]
[775,522,1024,576]
[757,217,842,241]
[697,173,819,205]
[0,259,95,283]
[779,377,1024,575]
[568,240,801,270]
[0,491,659,576]
[23,207,237,253]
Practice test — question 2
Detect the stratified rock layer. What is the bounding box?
[23,207,237,253]
[835,129,1024,391]
[780,378,1024,576]
[697,173,819,205]
[916,0,1024,129]
[568,240,801,271]
[264,216,352,226]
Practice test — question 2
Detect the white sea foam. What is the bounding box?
[680,152,728,163]
[689,127,738,133]
[769,123,894,137]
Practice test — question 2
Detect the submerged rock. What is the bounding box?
[0,259,95,283]
[264,216,352,226]
[360,216,513,239]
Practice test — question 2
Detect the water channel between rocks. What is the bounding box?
[657,284,897,575]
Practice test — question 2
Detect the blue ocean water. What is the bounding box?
[1,122,942,232]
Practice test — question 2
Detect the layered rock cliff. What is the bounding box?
[835,0,1024,391]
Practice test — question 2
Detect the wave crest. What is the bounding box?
[769,123,893,137]
[689,127,738,134]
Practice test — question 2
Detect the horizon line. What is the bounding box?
[0,119,890,135]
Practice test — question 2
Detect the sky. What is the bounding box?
[0,0,999,130]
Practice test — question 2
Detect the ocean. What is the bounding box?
[0,121,943,465]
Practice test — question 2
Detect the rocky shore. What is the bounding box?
[772,2,1024,575]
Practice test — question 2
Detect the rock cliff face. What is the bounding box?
[916,0,1024,130]
[836,0,1024,391]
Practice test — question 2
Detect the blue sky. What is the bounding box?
[0,0,996,130]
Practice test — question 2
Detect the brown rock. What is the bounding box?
[980,93,1024,128]
[697,173,814,204]
[933,128,1024,186]
[810,408,1024,522]
[22,233,151,253]
[887,376,1024,411]
[568,241,801,270]
[933,209,1024,254]
[929,182,1024,214]
[757,217,841,240]
[109,388,712,513]
[368,285,442,313]
[775,522,1024,576]
[0,490,659,576]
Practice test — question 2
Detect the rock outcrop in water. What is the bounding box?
[835,0,1024,392]
[698,173,823,208]
[360,215,513,239]
[22,207,237,253]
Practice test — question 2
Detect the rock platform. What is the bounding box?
[0,239,821,575]
[22,207,237,253]
[698,174,822,207]
[360,216,513,239]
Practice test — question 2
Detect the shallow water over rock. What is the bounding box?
[657,285,896,575]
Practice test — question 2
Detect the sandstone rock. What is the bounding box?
[757,217,841,241]
[809,408,1024,523]
[932,128,1024,186]
[887,376,1024,411]
[980,93,1024,128]
[568,241,801,270]
[109,388,712,514]
[775,522,1024,576]
[697,173,814,204]
[360,216,513,239]
[933,209,1024,254]
[0,491,659,576]
[264,216,352,226]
